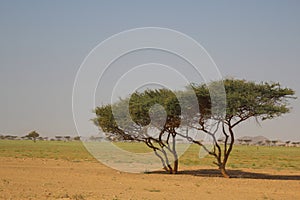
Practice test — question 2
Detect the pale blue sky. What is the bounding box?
[0,0,299,140]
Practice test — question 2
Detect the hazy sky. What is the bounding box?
[0,0,299,140]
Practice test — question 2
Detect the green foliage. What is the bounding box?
[190,79,295,123]
[25,131,40,142]
[222,79,295,121]
[129,89,181,128]
[93,78,295,176]
[93,88,182,141]
[74,136,81,141]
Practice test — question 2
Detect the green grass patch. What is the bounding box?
[0,140,94,162]
[112,142,152,153]
[0,140,299,171]
[180,144,300,170]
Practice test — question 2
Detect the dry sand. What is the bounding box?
[0,157,299,199]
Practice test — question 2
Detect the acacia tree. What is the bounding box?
[64,136,71,142]
[26,131,40,143]
[73,136,81,141]
[93,89,182,174]
[93,79,295,177]
[129,89,182,173]
[186,79,295,177]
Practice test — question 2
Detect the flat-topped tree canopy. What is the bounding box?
[93,78,295,177]
[189,79,295,177]
[223,79,295,123]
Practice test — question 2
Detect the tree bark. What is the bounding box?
[219,164,230,178]
[172,134,178,174]
[167,164,173,174]
[173,159,178,174]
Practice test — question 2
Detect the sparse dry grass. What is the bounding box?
[0,140,299,171]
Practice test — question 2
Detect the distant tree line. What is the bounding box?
[0,132,81,142]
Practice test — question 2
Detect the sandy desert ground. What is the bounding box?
[0,157,299,200]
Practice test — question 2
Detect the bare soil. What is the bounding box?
[0,157,299,200]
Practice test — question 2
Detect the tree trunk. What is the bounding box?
[171,134,178,174]
[219,164,230,178]
[173,159,178,174]
[167,164,173,174]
